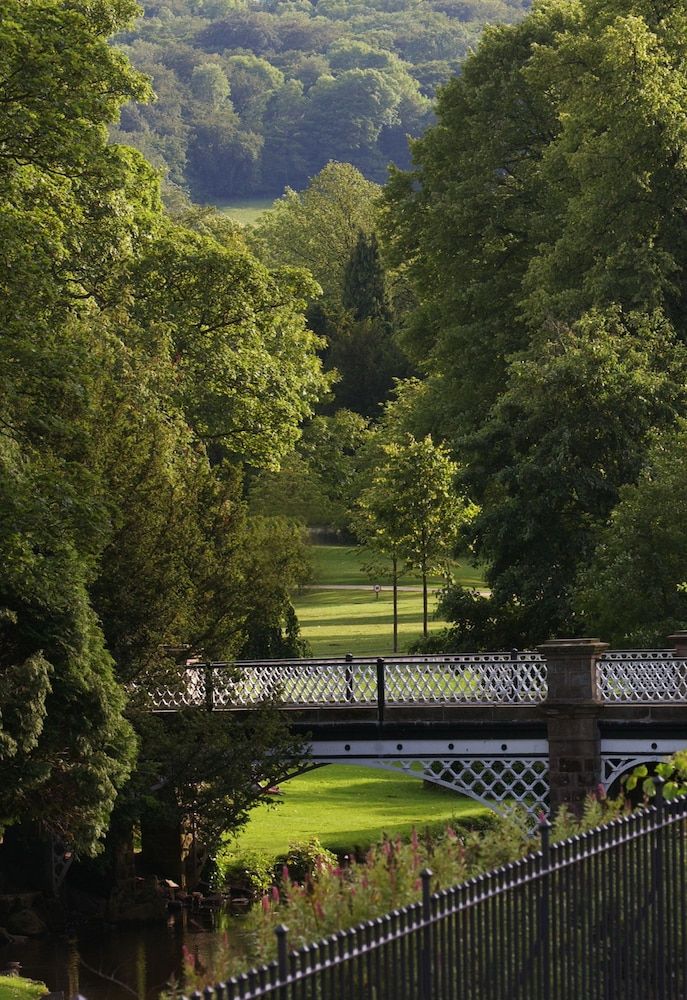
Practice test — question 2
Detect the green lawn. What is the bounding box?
[215,197,275,225]
[293,588,449,656]
[227,765,487,858]
[293,545,487,656]
[0,978,47,1000]
[308,544,485,589]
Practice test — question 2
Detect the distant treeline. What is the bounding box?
[112,0,529,201]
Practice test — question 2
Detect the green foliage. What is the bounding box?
[0,977,49,1000]
[574,423,687,646]
[237,516,312,659]
[130,706,306,864]
[0,0,326,863]
[112,0,522,199]
[384,0,687,645]
[354,433,477,635]
[279,837,337,883]
[250,410,372,528]
[253,163,381,307]
[216,847,275,894]
[342,231,389,323]
[0,0,150,853]
[624,750,687,802]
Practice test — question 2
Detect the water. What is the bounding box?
[0,910,251,1000]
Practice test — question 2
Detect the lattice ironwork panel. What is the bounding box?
[597,650,687,702]
[212,662,378,707]
[601,754,663,792]
[377,756,549,815]
[384,654,547,704]
[150,656,548,709]
[150,668,206,709]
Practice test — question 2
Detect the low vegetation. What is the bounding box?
[190,793,626,984]
[0,978,48,1000]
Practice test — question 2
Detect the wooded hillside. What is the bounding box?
[112,0,529,201]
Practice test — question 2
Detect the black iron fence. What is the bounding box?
[184,786,687,1000]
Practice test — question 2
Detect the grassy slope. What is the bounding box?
[215,198,275,225]
[0,978,47,1000]
[308,544,486,588]
[293,545,486,657]
[227,765,486,857]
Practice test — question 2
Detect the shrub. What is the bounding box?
[216,848,273,896]
[178,794,626,988]
[276,837,337,883]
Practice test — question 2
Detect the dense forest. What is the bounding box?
[5,0,687,884]
[112,0,529,200]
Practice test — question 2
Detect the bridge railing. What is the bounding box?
[148,646,687,711]
[597,649,687,702]
[181,786,687,1000]
[149,652,548,711]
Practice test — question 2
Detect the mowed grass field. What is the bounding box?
[307,543,486,589]
[293,589,446,657]
[216,197,275,225]
[292,544,486,657]
[227,765,487,858]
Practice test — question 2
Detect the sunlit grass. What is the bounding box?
[0,978,48,1000]
[294,545,486,656]
[308,544,486,589]
[227,765,487,857]
[215,197,275,225]
[292,588,448,656]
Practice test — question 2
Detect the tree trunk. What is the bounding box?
[422,564,428,636]
[392,554,398,653]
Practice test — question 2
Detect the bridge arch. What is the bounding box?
[307,739,549,820]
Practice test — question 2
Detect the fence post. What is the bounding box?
[653,778,667,1000]
[538,817,552,1000]
[345,652,354,704]
[420,868,433,1000]
[376,657,386,725]
[275,923,289,999]
[204,663,214,712]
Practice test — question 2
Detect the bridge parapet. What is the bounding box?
[149,645,687,712]
[597,649,687,702]
[150,651,549,711]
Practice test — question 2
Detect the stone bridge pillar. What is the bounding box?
[538,638,608,815]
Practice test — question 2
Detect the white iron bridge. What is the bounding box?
[147,642,687,819]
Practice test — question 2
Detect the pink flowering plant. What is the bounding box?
[183,793,626,988]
